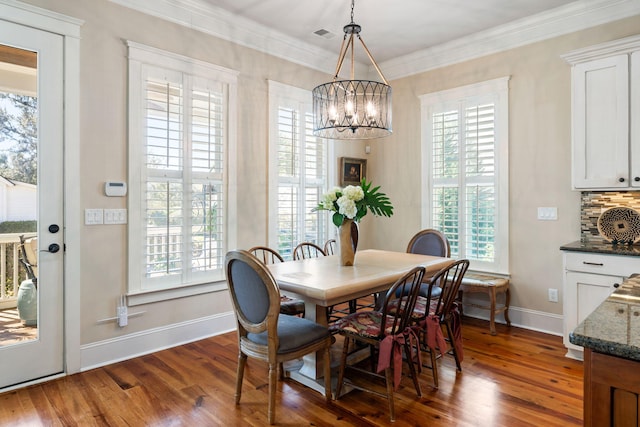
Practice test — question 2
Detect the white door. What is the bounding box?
[0,19,64,388]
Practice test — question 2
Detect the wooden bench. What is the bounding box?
[457,272,511,335]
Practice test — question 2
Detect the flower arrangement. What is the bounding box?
[313,178,394,227]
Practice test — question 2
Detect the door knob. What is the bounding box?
[49,224,60,233]
[48,243,60,253]
[619,177,625,183]
[635,177,640,182]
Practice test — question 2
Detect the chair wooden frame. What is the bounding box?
[248,245,285,264]
[226,250,332,424]
[413,259,469,387]
[335,266,426,422]
[293,242,326,260]
[323,239,336,255]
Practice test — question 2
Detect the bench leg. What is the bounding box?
[489,287,497,336]
[504,287,511,327]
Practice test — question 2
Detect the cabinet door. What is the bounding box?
[572,55,629,189]
[564,271,621,355]
[631,51,640,187]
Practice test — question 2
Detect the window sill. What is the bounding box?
[127,280,227,306]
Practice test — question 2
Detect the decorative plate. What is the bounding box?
[597,207,640,245]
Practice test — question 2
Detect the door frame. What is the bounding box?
[0,0,82,387]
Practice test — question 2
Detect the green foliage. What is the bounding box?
[0,220,37,233]
[357,178,394,219]
[314,178,394,227]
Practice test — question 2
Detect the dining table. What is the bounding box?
[267,248,454,395]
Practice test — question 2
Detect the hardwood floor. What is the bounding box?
[0,317,583,426]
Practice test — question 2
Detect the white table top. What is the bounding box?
[268,249,453,307]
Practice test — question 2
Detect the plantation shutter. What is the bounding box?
[274,96,328,260]
[143,71,227,286]
[430,103,496,263]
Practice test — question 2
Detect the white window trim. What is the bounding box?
[267,80,334,253]
[126,41,238,305]
[419,76,510,274]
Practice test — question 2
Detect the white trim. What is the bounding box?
[561,33,640,64]
[462,297,564,337]
[0,0,83,37]
[109,0,640,80]
[126,41,238,299]
[267,80,332,254]
[419,77,510,274]
[63,33,82,375]
[0,0,83,378]
[111,0,336,76]
[79,312,236,371]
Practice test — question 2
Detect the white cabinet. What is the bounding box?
[563,35,640,190]
[562,251,640,360]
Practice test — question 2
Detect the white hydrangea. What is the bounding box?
[342,185,364,201]
[337,196,357,218]
[319,187,341,210]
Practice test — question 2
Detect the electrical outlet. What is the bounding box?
[117,305,128,327]
[548,288,559,303]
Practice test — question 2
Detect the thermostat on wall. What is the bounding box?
[105,181,127,197]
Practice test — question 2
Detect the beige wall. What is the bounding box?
[20,0,640,348]
[367,15,640,315]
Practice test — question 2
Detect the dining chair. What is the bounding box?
[334,266,426,422]
[293,242,326,260]
[409,259,469,387]
[323,238,336,255]
[248,246,305,317]
[406,228,450,294]
[406,228,451,258]
[225,250,333,425]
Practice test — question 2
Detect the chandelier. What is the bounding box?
[312,0,392,140]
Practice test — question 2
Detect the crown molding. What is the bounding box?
[109,0,339,75]
[110,0,640,82]
[561,33,640,63]
[379,0,640,80]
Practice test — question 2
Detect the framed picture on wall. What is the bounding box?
[340,157,367,186]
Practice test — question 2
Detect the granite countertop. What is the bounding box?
[570,274,640,361]
[560,240,640,257]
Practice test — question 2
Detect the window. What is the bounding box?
[268,81,331,260]
[420,77,509,274]
[127,42,238,303]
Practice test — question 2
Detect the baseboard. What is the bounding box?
[462,303,563,337]
[80,311,236,371]
[78,303,563,372]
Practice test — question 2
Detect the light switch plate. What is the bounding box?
[104,208,127,224]
[85,208,103,225]
[537,207,558,221]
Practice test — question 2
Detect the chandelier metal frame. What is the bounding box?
[312,0,392,140]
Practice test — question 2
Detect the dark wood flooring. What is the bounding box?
[0,317,584,426]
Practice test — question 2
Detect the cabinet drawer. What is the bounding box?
[564,252,640,277]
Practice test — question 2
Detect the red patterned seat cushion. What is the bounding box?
[333,311,399,338]
[279,295,305,316]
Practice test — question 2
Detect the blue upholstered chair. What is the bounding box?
[406,229,450,298]
[225,250,333,425]
[248,246,306,317]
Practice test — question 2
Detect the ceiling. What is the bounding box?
[114,0,640,79]
[201,0,577,64]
